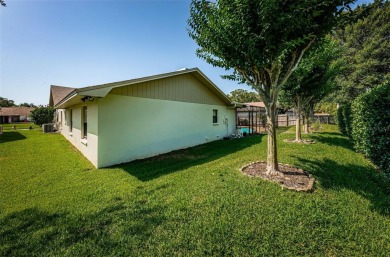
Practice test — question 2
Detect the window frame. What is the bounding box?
[69,109,73,133]
[81,106,88,139]
[212,109,218,124]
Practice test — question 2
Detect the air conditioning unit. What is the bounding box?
[0,126,3,135]
[42,123,54,133]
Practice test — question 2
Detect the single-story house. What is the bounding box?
[0,106,35,124]
[49,68,237,168]
[236,102,266,134]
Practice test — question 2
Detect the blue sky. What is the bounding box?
[0,0,373,105]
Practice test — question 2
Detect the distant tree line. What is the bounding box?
[0,97,38,108]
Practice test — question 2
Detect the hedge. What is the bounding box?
[337,103,352,139]
[352,81,390,174]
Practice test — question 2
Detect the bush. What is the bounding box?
[30,107,55,127]
[337,103,352,139]
[352,81,390,174]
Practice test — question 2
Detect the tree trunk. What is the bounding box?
[295,99,302,141]
[265,104,279,175]
[303,114,310,134]
[296,114,302,141]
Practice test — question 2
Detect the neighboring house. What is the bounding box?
[0,106,35,124]
[236,102,267,134]
[49,68,236,168]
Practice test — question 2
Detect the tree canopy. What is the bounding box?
[227,89,260,103]
[188,0,356,174]
[30,107,55,127]
[279,37,341,138]
[0,97,16,107]
[19,103,38,108]
[333,0,390,103]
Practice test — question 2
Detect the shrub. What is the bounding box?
[30,107,55,127]
[337,103,352,139]
[337,106,345,132]
[352,81,390,174]
[310,120,322,131]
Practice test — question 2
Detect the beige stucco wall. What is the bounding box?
[56,101,98,167]
[97,94,236,167]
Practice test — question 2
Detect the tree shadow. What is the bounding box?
[0,132,26,144]
[308,132,354,150]
[0,198,168,256]
[110,135,265,182]
[294,156,390,216]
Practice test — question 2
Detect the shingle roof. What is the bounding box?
[0,107,35,116]
[52,68,233,108]
[49,85,75,107]
[245,102,265,108]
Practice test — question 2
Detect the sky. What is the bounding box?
[0,0,374,106]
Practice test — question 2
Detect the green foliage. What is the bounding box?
[315,101,338,116]
[352,81,390,174]
[337,103,352,138]
[188,0,356,170]
[227,89,260,103]
[0,97,16,107]
[310,120,322,131]
[1,127,389,255]
[19,102,37,108]
[280,37,341,112]
[337,105,345,131]
[333,1,390,103]
[188,0,354,82]
[30,107,55,126]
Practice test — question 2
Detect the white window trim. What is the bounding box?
[213,109,218,125]
[81,138,88,146]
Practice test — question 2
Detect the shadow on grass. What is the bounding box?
[111,134,265,182]
[0,198,167,256]
[308,132,354,150]
[0,132,26,144]
[295,156,390,216]
[276,126,292,134]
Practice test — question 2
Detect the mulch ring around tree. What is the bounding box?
[241,162,315,192]
[283,139,316,144]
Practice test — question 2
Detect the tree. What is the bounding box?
[227,89,260,103]
[188,0,355,175]
[333,1,390,103]
[19,103,37,108]
[280,38,341,140]
[30,107,55,127]
[0,1,5,7]
[0,97,16,107]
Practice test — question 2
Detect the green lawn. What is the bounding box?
[0,125,389,256]
[0,122,40,131]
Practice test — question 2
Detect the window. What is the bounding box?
[213,109,218,124]
[82,106,87,139]
[69,109,73,133]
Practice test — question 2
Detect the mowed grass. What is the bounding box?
[0,125,389,256]
[1,122,40,131]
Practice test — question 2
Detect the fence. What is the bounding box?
[277,113,335,127]
[277,114,296,127]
